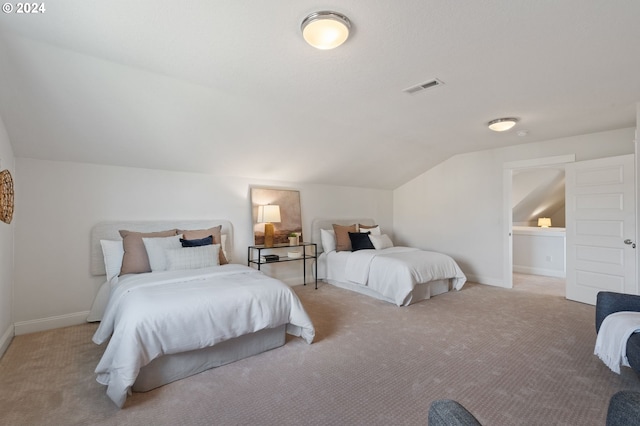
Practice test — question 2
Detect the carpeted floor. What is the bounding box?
[1,279,639,425]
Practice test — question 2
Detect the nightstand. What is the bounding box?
[247,242,318,289]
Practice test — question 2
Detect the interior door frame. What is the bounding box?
[502,154,576,289]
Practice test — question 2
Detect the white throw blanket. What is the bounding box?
[594,311,640,374]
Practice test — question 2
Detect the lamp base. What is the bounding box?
[264,222,275,247]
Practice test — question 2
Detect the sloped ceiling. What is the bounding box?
[0,1,638,189]
[512,167,565,225]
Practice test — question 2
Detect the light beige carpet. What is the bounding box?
[1,280,639,425]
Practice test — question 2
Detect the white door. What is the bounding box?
[566,154,636,305]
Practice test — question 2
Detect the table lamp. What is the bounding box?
[258,205,281,247]
[537,217,552,228]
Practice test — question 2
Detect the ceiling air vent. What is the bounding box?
[403,78,444,95]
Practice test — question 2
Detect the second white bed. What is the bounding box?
[312,218,467,306]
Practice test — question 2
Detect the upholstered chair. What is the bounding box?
[428,400,482,426]
[595,291,640,375]
[606,390,640,426]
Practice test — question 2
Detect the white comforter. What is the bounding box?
[345,247,467,305]
[93,264,315,408]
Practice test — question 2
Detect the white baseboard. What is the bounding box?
[14,311,90,336]
[513,265,566,278]
[0,324,14,358]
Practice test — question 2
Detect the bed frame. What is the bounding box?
[311,218,451,306]
[89,220,286,393]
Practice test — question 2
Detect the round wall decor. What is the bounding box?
[0,169,14,224]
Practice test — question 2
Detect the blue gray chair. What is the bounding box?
[428,395,640,426]
[428,400,482,426]
[596,291,640,426]
[595,291,640,376]
[606,390,640,426]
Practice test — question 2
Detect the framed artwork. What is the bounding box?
[0,169,14,224]
[250,187,302,245]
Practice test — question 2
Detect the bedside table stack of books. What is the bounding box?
[260,254,280,263]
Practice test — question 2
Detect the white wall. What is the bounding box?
[550,205,566,229]
[512,227,565,277]
[13,158,392,334]
[0,115,15,357]
[393,127,635,287]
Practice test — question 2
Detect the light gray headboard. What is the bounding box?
[310,218,375,253]
[90,220,234,276]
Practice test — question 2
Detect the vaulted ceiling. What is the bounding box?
[512,167,565,226]
[0,1,638,189]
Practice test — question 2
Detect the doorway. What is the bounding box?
[511,165,567,292]
[502,154,576,289]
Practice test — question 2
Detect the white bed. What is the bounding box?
[311,218,467,306]
[88,220,315,408]
[88,220,236,322]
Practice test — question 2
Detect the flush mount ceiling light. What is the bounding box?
[488,117,518,132]
[301,11,351,50]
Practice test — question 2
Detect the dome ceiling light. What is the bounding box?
[488,117,519,132]
[301,11,351,50]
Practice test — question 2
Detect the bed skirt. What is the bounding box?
[133,325,287,392]
[323,278,451,306]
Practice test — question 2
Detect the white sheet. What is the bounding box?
[318,250,350,282]
[93,264,315,407]
[343,247,466,306]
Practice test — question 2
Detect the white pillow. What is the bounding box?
[142,235,183,272]
[369,234,394,250]
[166,244,220,271]
[320,228,336,252]
[359,225,381,236]
[221,234,230,262]
[100,239,124,282]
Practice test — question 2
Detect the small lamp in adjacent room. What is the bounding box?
[538,217,552,228]
[258,205,281,247]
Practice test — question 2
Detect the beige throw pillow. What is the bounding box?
[332,224,357,252]
[119,229,178,275]
[178,225,229,265]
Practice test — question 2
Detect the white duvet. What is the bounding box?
[93,264,315,408]
[345,247,467,305]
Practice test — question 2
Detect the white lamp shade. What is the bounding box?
[537,217,552,228]
[301,12,351,50]
[257,205,281,223]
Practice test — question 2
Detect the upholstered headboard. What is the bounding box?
[310,218,375,253]
[90,220,234,276]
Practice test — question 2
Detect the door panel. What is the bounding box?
[576,270,624,292]
[575,245,623,267]
[575,165,624,185]
[566,154,636,305]
[576,194,622,210]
